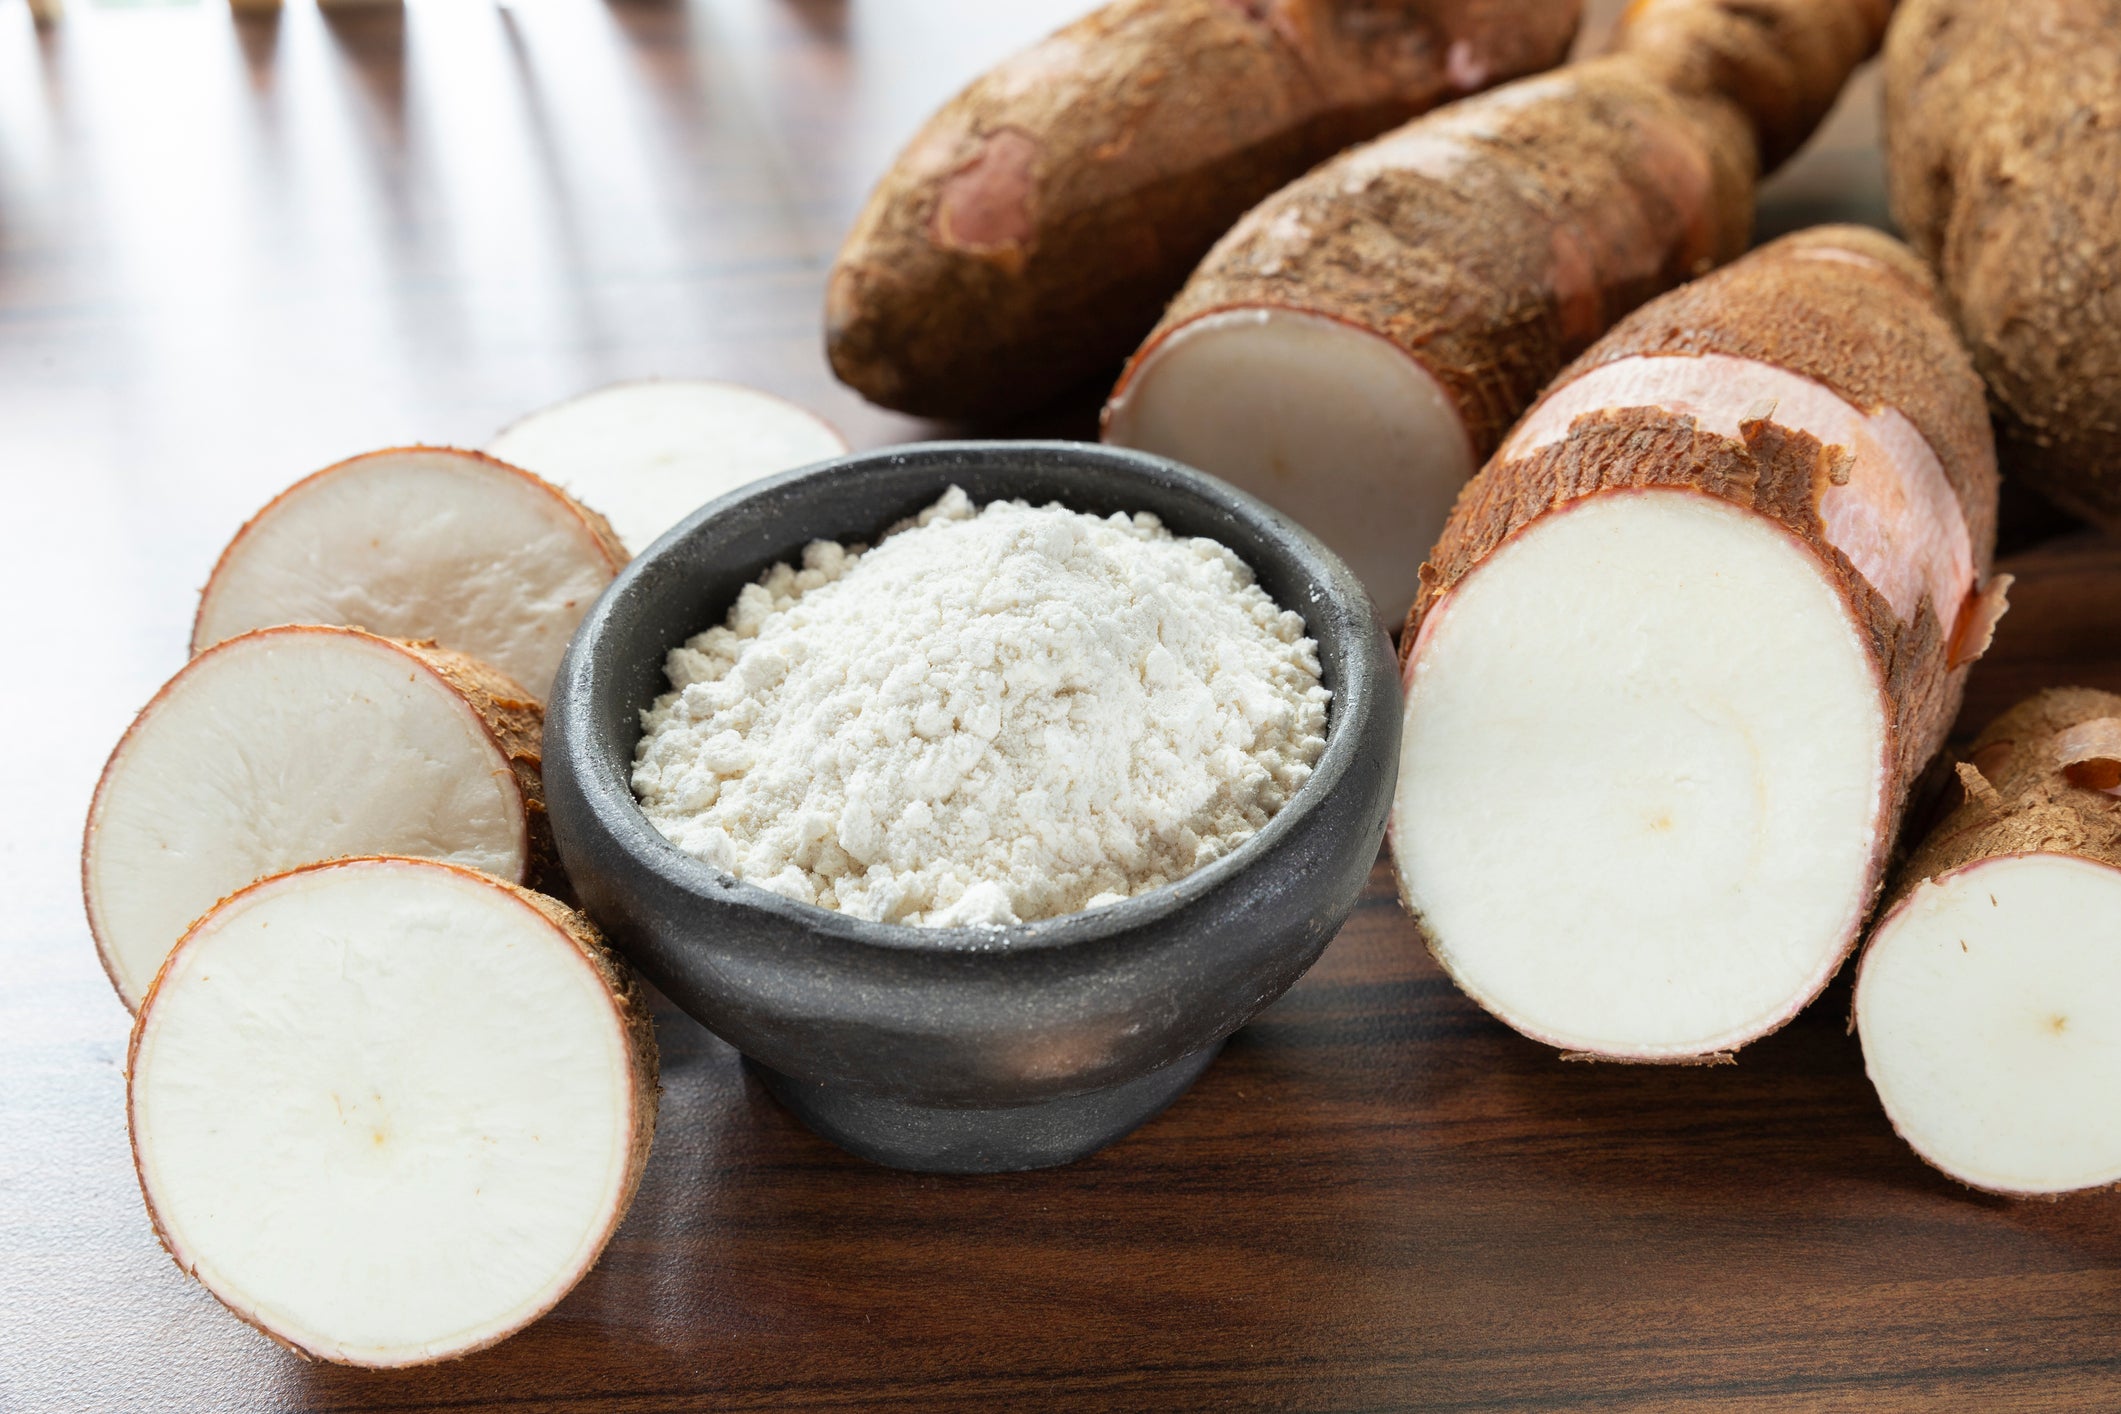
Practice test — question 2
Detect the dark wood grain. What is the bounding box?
[5,2,2120,1410]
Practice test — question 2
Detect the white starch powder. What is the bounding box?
[632,487,1329,928]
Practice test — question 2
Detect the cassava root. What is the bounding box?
[1391,226,2001,1061]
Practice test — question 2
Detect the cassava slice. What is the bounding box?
[129,857,658,1366]
[826,0,1584,421]
[1856,688,2121,1196]
[1884,0,2121,527]
[84,626,545,1011]
[1392,227,2002,1061]
[192,446,626,702]
[487,380,849,554]
[1105,0,1891,615]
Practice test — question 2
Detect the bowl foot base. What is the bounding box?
[749,1041,1226,1173]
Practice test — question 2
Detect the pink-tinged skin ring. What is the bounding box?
[1500,353,1977,632]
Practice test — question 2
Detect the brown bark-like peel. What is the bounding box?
[1609,0,1896,172]
[1114,57,1757,465]
[1885,0,2121,526]
[1882,690,2121,908]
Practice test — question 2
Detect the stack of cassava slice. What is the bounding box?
[86,443,656,1367]
[88,381,844,1363]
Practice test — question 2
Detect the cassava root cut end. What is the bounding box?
[1102,307,1475,613]
[128,857,658,1366]
[487,380,849,555]
[1392,228,1999,1060]
[1397,488,1889,1056]
[83,626,545,1010]
[192,446,627,702]
[1857,688,2121,1195]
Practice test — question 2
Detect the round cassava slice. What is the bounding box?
[192,447,627,702]
[128,857,658,1367]
[1856,687,2121,1195]
[1859,853,2121,1197]
[487,380,849,554]
[84,626,544,1011]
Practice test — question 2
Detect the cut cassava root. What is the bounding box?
[827,0,1583,421]
[129,857,657,1366]
[1105,0,1891,614]
[1885,0,2121,528]
[1392,227,2001,1061]
[1857,689,2121,1196]
[193,447,626,702]
[488,380,849,554]
[83,626,546,1011]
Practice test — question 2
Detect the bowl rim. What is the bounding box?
[551,438,1387,957]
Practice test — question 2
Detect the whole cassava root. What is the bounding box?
[1104,0,1892,615]
[83,626,548,1010]
[826,0,1584,421]
[128,857,658,1365]
[1856,689,2121,1195]
[1392,227,2002,1061]
[1884,0,2121,526]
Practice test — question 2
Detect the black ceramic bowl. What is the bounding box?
[544,441,1398,1172]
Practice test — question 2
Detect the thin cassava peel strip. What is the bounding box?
[129,856,658,1366]
[1392,227,1999,1062]
[84,625,549,1011]
[1857,689,2121,1196]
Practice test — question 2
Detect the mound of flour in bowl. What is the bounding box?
[631,486,1330,928]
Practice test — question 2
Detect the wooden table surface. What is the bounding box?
[5,3,2118,1410]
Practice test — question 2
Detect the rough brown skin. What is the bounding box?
[1402,228,1999,1056]
[826,0,1584,421]
[1880,689,2121,913]
[81,626,553,1011]
[126,856,660,1368]
[1884,0,2121,527]
[1610,0,1896,171]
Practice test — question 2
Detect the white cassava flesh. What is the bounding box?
[84,626,543,1011]
[1101,308,1475,613]
[1396,490,1889,1056]
[192,447,626,703]
[1392,228,1998,1060]
[129,857,657,1367]
[1856,854,2121,1196]
[1854,686,2121,1194]
[487,380,849,554]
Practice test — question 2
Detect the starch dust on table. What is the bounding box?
[631,487,1329,927]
